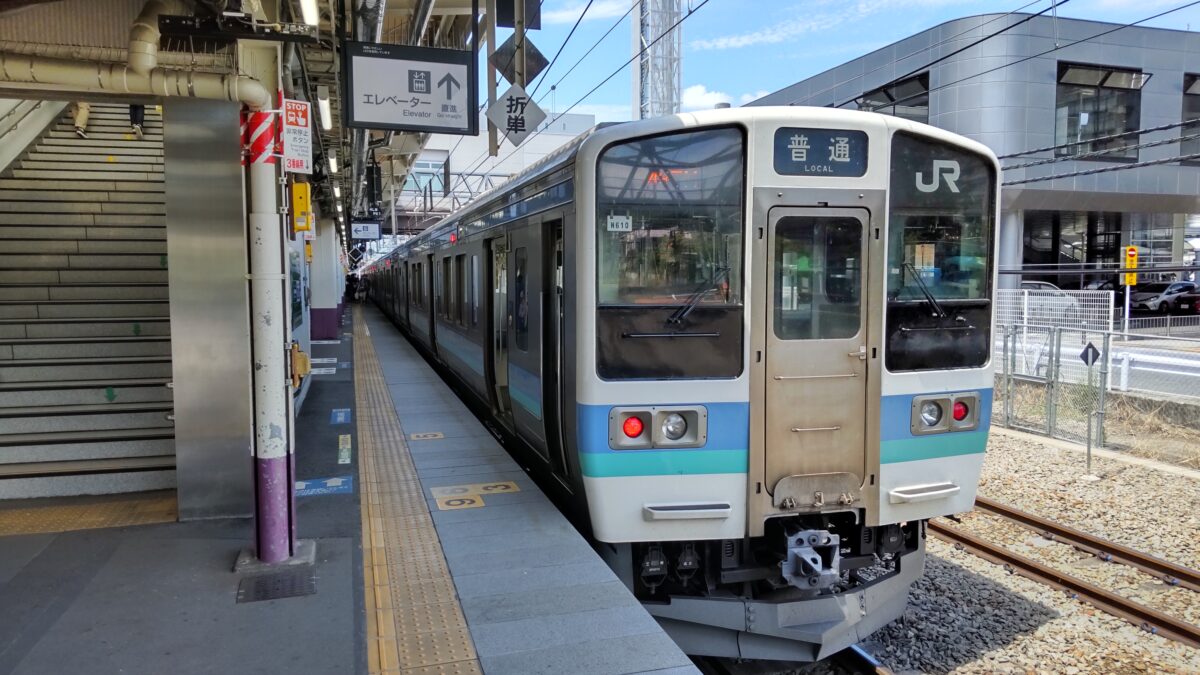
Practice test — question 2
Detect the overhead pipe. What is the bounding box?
[128,0,169,75]
[0,51,270,110]
[350,0,386,212]
[0,40,229,70]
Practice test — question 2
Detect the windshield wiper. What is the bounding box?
[903,262,948,320]
[667,267,729,326]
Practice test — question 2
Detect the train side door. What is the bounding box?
[507,224,549,458]
[764,208,869,502]
[488,237,513,425]
[544,219,570,482]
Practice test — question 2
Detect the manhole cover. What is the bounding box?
[236,568,317,603]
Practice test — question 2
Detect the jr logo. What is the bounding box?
[915,159,961,193]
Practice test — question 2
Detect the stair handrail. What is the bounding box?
[0,100,42,141]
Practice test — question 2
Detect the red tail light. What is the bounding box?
[622,416,645,438]
[952,401,969,422]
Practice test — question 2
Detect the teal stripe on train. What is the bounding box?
[880,430,988,464]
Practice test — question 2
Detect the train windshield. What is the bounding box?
[594,127,746,380]
[886,132,995,372]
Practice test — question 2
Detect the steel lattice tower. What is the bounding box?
[631,0,681,119]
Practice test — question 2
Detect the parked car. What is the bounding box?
[1130,281,1197,314]
[1019,280,1083,326]
[1176,289,1200,315]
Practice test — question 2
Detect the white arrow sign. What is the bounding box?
[487,83,546,147]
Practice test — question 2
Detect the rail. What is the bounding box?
[928,519,1200,649]
[975,496,1200,592]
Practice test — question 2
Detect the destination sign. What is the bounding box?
[773,128,868,177]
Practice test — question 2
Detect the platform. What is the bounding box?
[356,306,697,674]
[0,305,697,674]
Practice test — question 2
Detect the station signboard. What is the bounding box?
[351,221,382,240]
[344,40,477,136]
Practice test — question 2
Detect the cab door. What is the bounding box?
[764,208,869,501]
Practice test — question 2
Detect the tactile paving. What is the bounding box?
[353,307,481,675]
[0,489,176,535]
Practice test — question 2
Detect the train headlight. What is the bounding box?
[661,413,687,440]
[920,401,943,427]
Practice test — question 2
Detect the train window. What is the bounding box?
[773,216,861,340]
[594,127,746,379]
[514,247,528,351]
[471,255,480,325]
[455,254,467,326]
[441,257,452,318]
[886,132,996,371]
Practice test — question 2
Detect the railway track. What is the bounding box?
[690,645,891,675]
[930,498,1200,649]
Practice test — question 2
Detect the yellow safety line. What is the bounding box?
[0,490,176,536]
[353,307,482,675]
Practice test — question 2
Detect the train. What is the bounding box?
[363,106,999,661]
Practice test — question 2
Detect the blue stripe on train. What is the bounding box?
[577,402,750,477]
[880,388,993,463]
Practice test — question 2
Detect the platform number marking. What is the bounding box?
[436,496,483,510]
[410,432,445,440]
[430,481,521,510]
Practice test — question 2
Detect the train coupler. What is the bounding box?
[782,529,841,591]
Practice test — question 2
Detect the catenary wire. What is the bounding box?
[530,0,595,98]
[1002,151,1200,185]
[452,0,712,195]
[999,117,1200,159]
[444,0,638,197]
[870,0,1200,114]
[785,0,1047,107]
[830,0,1069,111]
[1002,129,1200,169]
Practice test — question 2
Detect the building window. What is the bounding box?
[1182,74,1200,158]
[857,73,928,124]
[1055,62,1150,160]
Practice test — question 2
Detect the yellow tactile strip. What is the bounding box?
[353,307,483,675]
[0,489,176,536]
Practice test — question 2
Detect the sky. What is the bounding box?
[480,0,1200,123]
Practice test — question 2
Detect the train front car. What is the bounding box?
[574,108,999,662]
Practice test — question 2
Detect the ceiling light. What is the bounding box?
[299,0,319,26]
[336,203,343,213]
[316,85,332,130]
[328,154,338,174]
[333,185,341,198]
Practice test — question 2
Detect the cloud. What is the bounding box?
[681,86,772,111]
[543,0,630,25]
[681,84,731,110]
[689,0,979,51]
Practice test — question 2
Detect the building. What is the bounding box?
[749,13,1200,288]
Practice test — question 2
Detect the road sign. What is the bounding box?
[350,221,381,240]
[1080,342,1101,367]
[344,40,477,135]
[1123,246,1138,286]
[489,33,548,86]
[281,99,312,174]
[487,84,546,147]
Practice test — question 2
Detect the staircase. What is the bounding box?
[0,102,174,498]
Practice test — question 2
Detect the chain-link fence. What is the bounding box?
[996,289,1115,333]
[995,323,1200,469]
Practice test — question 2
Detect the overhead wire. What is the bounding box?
[444,0,638,198]
[831,0,1070,110]
[869,0,1200,114]
[999,117,1200,159]
[1002,129,1200,169]
[786,0,1048,107]
[1003,151,1200,185]
[530,0,595,98]
[450,0,712,198]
